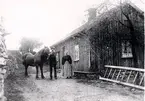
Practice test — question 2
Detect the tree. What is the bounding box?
[117,3,144,84]
[19,37,43,54]
[0,17,10,37]
[87,1,143,67]
[87,1,143,84]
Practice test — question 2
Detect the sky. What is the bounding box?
[0,0,144,50]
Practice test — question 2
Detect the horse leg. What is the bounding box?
[36,65,39,79]
[40,64,45,79]
[25,65,28,77]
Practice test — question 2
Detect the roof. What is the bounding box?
[51,23,88,47]
[51,2,144,47]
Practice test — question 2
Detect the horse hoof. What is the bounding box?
[50,78,52,80]
[25,75,29,77]
[36,76,39,79]
[42,76,45,79]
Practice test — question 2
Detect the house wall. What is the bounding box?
[53,3,144,73]
[88,4,144,69]
[53,34,91,72]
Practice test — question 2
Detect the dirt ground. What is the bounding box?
[4,66,144,101]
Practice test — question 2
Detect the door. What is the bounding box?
[56,51,60,68]
[62,46,65,57]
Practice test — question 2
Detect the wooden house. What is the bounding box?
[51,2,144,74]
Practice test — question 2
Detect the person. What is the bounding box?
[49,47,57,80]
[62,51,72,79]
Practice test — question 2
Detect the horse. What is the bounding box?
[22,47,50,79]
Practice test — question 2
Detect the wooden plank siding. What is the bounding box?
[88,3,144,70]
[53,35,91,72]
[51,3,144,74]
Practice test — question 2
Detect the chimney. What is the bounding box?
[87,8,96,22]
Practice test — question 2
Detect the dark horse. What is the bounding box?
[22,47,50,79]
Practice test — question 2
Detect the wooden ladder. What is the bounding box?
[99,65,145,90]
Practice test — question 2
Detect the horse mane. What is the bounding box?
[37,47,49,55]
[37,48,44,56]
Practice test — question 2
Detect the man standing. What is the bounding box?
[49,47,57,80]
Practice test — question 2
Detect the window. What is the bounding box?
[124,20,129,26]
[56,52,60,68]
[74,44,79,61]
[122,40,133,58]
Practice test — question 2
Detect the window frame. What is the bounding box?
[74,44,79,61]
[121,40,133,58]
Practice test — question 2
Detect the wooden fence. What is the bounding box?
[99,65,145,90]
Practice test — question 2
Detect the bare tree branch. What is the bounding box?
[114,18,130,28]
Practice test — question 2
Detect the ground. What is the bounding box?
[4,65,144,101]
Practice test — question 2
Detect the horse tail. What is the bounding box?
[22,53,29,60]
[22,54,26,60]
[22,53,28,65]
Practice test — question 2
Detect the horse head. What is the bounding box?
[42,46,50,55]
[41,47,50,62]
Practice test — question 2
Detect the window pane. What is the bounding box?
[122,40,133,58]
[74,45,79,61]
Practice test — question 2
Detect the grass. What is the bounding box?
[4,66,26,101]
